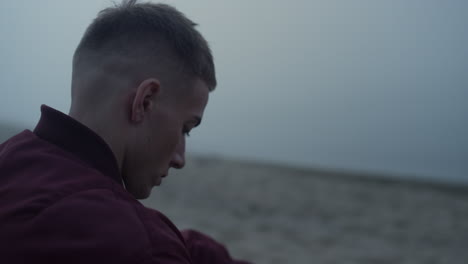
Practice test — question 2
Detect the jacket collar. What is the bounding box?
[33,105,122,186]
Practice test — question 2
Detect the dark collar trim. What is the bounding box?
[33,105,122,186]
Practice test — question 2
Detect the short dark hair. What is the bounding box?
[73,0,216,90]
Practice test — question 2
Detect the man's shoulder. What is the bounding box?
[34,188,150,241]
[1,188,155,263]
[0,129,90,172]
[2,183,191,262]
[0,129,122,215]
[0,130,40,161]
[31,188,191,263]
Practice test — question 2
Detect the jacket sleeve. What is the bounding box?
[181,229,253,264]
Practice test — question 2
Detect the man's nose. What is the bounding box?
[170,138,185,169]
[170,152,185,169]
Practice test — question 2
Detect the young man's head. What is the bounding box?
[69,0,216,199]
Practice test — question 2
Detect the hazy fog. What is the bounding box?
[1,0,467,184]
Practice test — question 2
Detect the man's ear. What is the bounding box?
[130,78,161,123]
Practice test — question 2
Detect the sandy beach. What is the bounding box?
[143,155,468,264]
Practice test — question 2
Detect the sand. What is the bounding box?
[142,155,468,264]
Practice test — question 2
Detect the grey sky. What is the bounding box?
[1,0,467,184]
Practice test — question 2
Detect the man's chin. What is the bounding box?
[126,183,153,200]
[153,176,163,186]
[130,191,151,200]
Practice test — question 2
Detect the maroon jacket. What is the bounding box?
[0,105,250,264]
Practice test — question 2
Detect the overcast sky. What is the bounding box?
[1,0,467,184]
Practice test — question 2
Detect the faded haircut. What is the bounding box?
[72,0,216,92]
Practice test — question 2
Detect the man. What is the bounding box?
[0,1,251,263]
